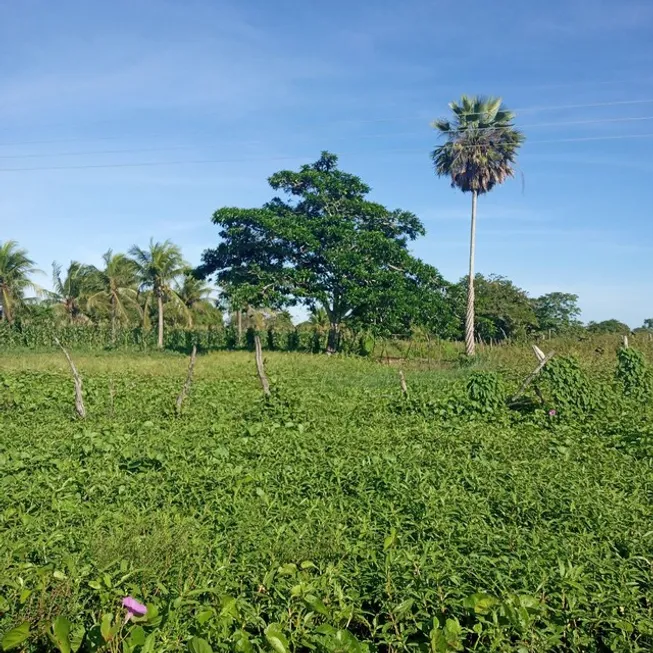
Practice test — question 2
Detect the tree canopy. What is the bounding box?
[531,292,582,335]
[431,96,525,196]
[0,241,42,324]
[197,152,453,348]
[587,319,631,335]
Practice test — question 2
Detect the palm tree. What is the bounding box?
[0,241,42,323]
[87,250,141,342]
[174,271,215,327]
[309,307,330,333]
[431,95,524,356]
[50,261,94,323]
[129,239,187,348]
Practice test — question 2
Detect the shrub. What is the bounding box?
[540,356,596,414]
[465,371,506,413]
[615,346,651,400]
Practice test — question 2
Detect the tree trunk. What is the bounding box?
[110,295,116,345]
[465,190,478,357]
[157,294,164,349]
[327,321,340,354]
[237,310,242,341]
[1,289,12,324]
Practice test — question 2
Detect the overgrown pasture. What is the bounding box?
[1,351,652,652]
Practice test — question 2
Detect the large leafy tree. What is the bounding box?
[86,250,141,341]
[531,292,582,335]
[49,261,94,323]
[197,152,448,351]
[449,274,536,342]
[432,96,524,356]
[0,241,41,323]
[129,239,187,348]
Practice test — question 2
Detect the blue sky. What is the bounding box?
[1,0,652,326]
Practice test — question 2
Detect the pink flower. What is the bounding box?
[548,409,557,416]
[122,596,147,619]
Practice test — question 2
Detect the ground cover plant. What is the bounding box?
[1,349,652,652]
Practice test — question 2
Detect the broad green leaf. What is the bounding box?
[127,626,146,647]
[233,630,254,653]
[144,604,161,627]
[264,623,290,653]
[51,616,72,653]
[1,623,30,651]
[219,596,239,619]
[70,626,85,653]
[100,614,113,642]
[277,563,297,576]
[188,637,213,653]
[142,633,156,653]
[462,593,497,615]
[383,528,397,551]
[195,608,214,625]
[304,594,329,616]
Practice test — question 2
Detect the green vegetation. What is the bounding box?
[1,348,653,651]
[2,92,652,651]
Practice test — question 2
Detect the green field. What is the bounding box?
[1,350,653,652]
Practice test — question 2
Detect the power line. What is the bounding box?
[2,75,652,138]
[1,132,653,173]
[0,145,195,160]
[333,98,653,124]
[3,98,653,149]
[2,115,653,160]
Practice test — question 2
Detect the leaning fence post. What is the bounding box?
[511,349,555,403]
[54,337,86,418]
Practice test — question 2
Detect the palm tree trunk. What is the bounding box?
[110,295,116,345]
[1,289,12,324]
[465,190,478,357]
[157,294,164,349]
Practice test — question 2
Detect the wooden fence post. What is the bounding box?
[176,345,197,413]
[254,334,271,397]
[54,337,86,419]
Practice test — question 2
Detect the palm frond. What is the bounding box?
[430,95,525,195]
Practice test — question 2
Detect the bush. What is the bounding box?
[540,356,596,415]
[465,371,506,414]
[615,346,651,400]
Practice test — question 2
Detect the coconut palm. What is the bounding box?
[173,271,215,327]
[308,307,330,333]
[50,261,94,323]
[129,239,187,348]
[0,241,42,323]
[431,95,524,356]
[87,250,141,342]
